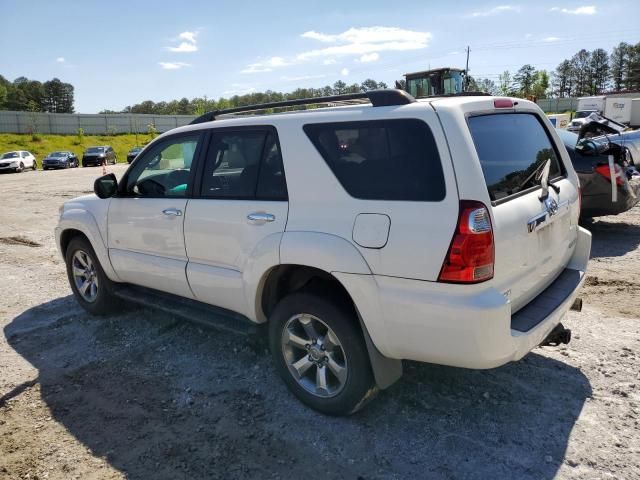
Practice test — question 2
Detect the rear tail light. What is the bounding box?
[438,200,494,283]
[595,164,624,186]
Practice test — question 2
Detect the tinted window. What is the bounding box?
[304,119,445,201]
[256,132,287,200]
[468,114,563,202]
[125,134,200,197]
[200,130,287,200]
[200,131,265,198]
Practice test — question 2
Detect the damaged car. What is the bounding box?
[557,128,640,218]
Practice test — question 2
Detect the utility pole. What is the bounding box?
[465,46,470,91]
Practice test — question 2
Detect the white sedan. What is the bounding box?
[0,150,37,172]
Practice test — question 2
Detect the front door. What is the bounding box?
[184,127,288,317]
[108,132,203,298]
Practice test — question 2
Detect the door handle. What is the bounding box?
[247,212,275,224]
[162,208,183,216]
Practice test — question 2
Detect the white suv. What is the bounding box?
[55,90,591,415]
[0,150,37,172]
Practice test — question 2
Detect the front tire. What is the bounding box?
[65,236,120,315]
[269,292,377,416]
[16,162,24,173]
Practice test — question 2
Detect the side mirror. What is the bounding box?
[94,173,118,199]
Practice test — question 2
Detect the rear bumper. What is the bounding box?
[339,226,592,369]
[580,175,640,217]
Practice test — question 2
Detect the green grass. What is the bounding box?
[0,133,155,167]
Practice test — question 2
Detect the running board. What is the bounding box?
[111,284,260,337]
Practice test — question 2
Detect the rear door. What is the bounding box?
[465,110,580,312]
[184,127,288,317]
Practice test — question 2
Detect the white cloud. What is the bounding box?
[297,27,431,60]
[543,36,561,42]
[550,5,596,14]
[240,26,430,74]
[159,62,190,70]
[178,31,197,43]
[168,42,198,53]
[56,57,65,63]
[241,56,289,74]
[470,5,521,17]
[358,52,380,63]
[341,68,349,76]
[167,31,198,52]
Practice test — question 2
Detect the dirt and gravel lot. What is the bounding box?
[1,165,639,480]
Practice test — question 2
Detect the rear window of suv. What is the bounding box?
[468,113,563,202]
[304,119,445,201]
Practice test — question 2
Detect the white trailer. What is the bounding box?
[569,95,640,132]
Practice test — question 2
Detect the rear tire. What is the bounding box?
[32,161,37,170]
[269,292,377,415]
[65,236,120,315]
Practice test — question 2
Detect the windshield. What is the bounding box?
[2,152,19,159]
[86,147,105,153]
[130,147,142,152]
[50,151,66,157]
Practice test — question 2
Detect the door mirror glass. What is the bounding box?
[94,173,118,199]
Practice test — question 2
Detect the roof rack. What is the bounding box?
[189,89,416,125]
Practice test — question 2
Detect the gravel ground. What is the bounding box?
[1,165,639,480]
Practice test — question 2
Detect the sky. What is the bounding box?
[1,0,638,113]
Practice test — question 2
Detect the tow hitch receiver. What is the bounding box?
[541,323,572,346]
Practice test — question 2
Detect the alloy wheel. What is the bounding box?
[281,314,348,398]
[71,250,99,302]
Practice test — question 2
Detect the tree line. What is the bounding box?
[2,41,638,115]
[0,75,75,113]
[101,79,389,115]
[469,41,640,99]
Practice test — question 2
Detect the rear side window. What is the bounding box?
[468,113,563,202]
[304,119,445,201]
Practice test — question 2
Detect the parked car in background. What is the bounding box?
[0,151,37,172]
[567,110,600,133]
[557,129,640,218]
[127,146,145,163]
[42,151,79,170]
[56,91,590,415]
[82,146,116,167]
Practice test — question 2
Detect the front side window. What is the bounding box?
[304,119,445,201]
[468,113,563,202]
[200,129,287,200]
[125,134,200,197]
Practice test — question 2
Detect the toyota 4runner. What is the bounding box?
[55,90,591,415]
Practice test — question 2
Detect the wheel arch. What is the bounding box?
[56,212,121,283]
[257,263,402,389]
